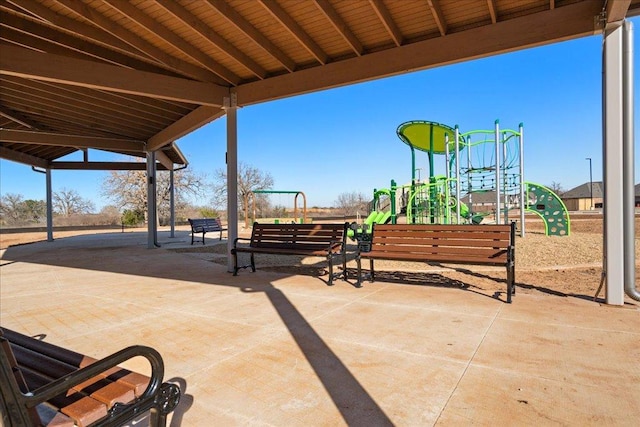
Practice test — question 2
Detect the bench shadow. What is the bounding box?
[343,268,508,302]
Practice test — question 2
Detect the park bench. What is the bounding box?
[356,222,516,303]
[0,327,180,427]
[231,222,349,285]
[188,217,226,244]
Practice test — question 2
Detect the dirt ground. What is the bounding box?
[2,216,639,304]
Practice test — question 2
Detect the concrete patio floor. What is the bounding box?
[1,230,639,426]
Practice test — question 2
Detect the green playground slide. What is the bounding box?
[348,210,391,239]
[524,182,570,236]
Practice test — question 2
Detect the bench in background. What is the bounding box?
[231,222,349,285]
[356,223,516,303]
[188,218,226,244]
[0,327,180,427]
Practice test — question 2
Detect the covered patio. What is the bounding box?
[1,231,638,424]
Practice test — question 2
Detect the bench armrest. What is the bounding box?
[233,237,251,248]
[23,345,167,408]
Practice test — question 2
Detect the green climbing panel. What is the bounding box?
[524,182,570,236]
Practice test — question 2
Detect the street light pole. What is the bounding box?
[585,157,593,210]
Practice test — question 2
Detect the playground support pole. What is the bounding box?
[519,123,525,237]
[390,180,397,224]
[455,126,461,224]
[45,168,53,242]
[494,120,501,224]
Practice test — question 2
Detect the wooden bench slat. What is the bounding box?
[232,222,349,285]
[357,223,516,303]
[0,328,180,427]
[188,217,226,244]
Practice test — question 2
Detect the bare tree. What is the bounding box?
[212,162,274,219]
[53,188,95,216]
[0,193,26,225]
[548,181,565,196]
[102,167,208,224]
[334,191,369,217]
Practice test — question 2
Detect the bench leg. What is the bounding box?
[355,255,362,288]
[506,265,513,303]
[191,232,195,245]
[201,232,206,245]
[369,259,375,282]
[250,253,256,272]
[327,257,335,286]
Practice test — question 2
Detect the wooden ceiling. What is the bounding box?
[1,0,638,171]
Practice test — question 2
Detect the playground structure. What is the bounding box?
[366,120,570,236]
[244,190,307,228]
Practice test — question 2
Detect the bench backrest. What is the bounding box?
[250,222,348,252]
[188,218,222,232]
[369,223,514,265]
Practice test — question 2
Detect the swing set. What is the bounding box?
[244,190,307,227]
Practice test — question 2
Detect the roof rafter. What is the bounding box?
[236,1,601,106]
[101,0,239,85]
[204,0,296,72]
[147,106,225,151]
[0,45,229,106]
[368,0,403,47]
[486,0,497,24]
[53,0,225,84]
[0,129,145,151]
[606,0,631,23]
[48,161,170,171]
[427,0,447,36]
[0,12,182,76]
[258,0,328,65]
[0,104,43,129]
[0,145,49,168]
[313,0,363,56]
[154,0,266,80]
[5,0,152,60]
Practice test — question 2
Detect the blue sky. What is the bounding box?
[2,19,639,210]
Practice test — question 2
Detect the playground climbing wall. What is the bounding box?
[524,182,571,236]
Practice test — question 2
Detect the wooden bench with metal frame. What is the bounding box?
[0,327,180,427]
[231,222,349,285]
[188,217,226,244]
[356,222,516,303]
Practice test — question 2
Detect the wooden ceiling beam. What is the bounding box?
[0,129,144,151]
[49,161,170,171]
[236,1,601,106]
[258,0,328,65]
[204,0,296,72]
[0,13,181,76]
[53,0,225,85]
[0,144,49,168]
[486,0,497,24]
[427,0,447,36]
[5,0,151,60]
[0,45,229,106]
[154,0,266,80]
[606,0,631,23]
[101,0,240,85]
[313,0,363,56]
[368,0,403,47]
[0,104,43,129]
[147,106,225,151]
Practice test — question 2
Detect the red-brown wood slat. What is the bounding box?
[357,223,516,303]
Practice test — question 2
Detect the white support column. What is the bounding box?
[225,93,239,272]
[603,21,625,305]
[146,151,158,249]
[46,168,53,242]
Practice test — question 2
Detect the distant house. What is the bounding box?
[561,182,604,210]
